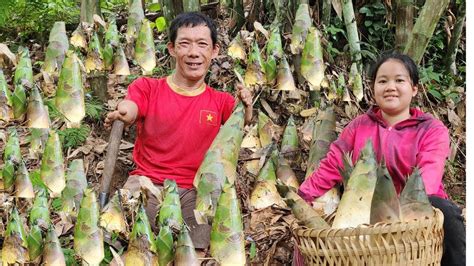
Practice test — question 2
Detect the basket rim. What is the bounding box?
[294,207,444,237]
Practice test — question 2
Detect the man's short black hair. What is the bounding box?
[169,12,218,46]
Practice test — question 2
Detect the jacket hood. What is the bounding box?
[367,106,434,129]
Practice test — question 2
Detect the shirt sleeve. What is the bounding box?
[298,121,356,202]
[221,92,236,124]
[416,121,450,198]
[125,77,151,119]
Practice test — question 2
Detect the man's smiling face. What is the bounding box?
[168,25,219,85]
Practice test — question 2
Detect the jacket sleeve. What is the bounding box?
[298,121,356,202]
[417,122,450,198]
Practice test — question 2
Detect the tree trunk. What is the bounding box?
[245,0,260,32]
[183,0,201,12]
[321,0,332,26]
[160,0,177,26]
[80,0,99,24]
[230,0,245,36]
[88,73,108,102]
[394,0,414,51]
[403,0,450,65]
[445,1,465,75]
[342,0,362,71]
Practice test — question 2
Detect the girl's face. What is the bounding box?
[373,59,418,118]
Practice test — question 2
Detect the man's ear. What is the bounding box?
[167,42,176,57]
[212,43,220,59]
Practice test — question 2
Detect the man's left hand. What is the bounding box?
[236,83,253,125]
[236,83,252,107]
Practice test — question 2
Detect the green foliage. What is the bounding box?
[51,197,63,212]
[85,95,104,120]
[155,16,167,32]
[323,17,345,59]
[58,124,91,150]
[62,248,80,266]
[100,0,128,14]
[101,243,114,265]
[358,2,395,61]
[419,66,462,104]
[44,98,63,121]
[0,0,79,42]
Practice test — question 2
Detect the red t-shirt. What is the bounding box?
[125,77,235,188]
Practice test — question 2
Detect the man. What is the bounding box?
[104,12,252,251]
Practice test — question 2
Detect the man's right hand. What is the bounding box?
[104,100,138,129]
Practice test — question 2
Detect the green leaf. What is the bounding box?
[428,88,443,101]
[359,6,372,16]
[148,3,161,12]
[249,240,256,259]
[155,17,167,32]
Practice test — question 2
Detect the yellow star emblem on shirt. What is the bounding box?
[206,114,214,122]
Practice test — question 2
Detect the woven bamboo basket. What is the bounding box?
[294,208,444,265]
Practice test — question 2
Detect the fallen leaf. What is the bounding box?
[0,43,17,66]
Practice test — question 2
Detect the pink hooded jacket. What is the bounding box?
[299,107,450,202]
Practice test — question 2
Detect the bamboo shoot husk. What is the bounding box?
[2,207,29,264]
[3,127,22,192]
[15,160,35,198]
[227,33,246,61]
[370,161,401,224]
[126,0,145,44]
[157,179,184,230]
[61,159,88,216]
[244,41,266,88]
[27,84,50,128]
[40,130,66,197]
[0,68,13,122]
[27,186,50,261]
[258,111,274,148]
[124,203,158,265]
[276,181,329,229]
[99,190,127,234]
[175,226,199,266]
[156,224,173,266]
[275,56,296,91]
[43,225,66,266]
[301,26,325,91]
[74,189,104,265]
[290,4,312,54]
[103,17,120,70]
[250,155,286,209]
[194,103,245,224]
[210,183,246,265]
[400,168,434,221]
[56,51,85,128]
[85,31,104,73]
[135,19,156,75]
[332,140,378,228]
[42,21,69,75]
[114,45,131,75]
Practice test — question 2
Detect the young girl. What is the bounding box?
[297,53,465,265]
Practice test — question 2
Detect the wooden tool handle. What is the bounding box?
[99,120,125,208]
